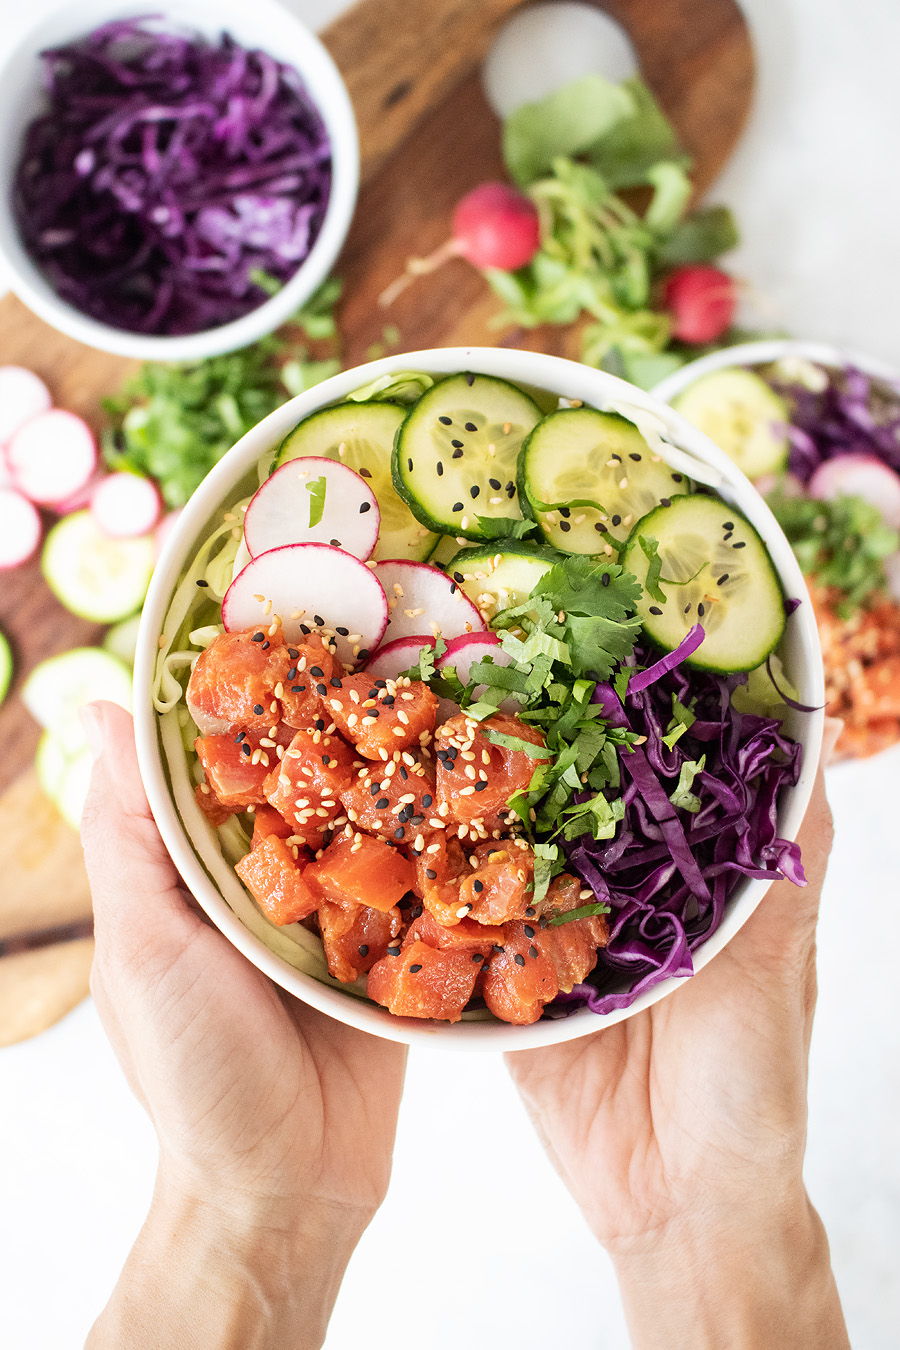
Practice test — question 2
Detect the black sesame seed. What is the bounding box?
[316,683,327,695]
[287,667,298,680]
[610,453,622,463]
[450,439,464,450]
[336,626,349,637]
[452,572,464,585]
[452,501,464,513]
[422,794,433,808]
[524,906,536,917]
[357,650,370,662]
[439,415,453,426]
[672,473,683,483]
[235,731,247,742]
[611,514,621,527]
[251,632,265,642]
[410,813,425,827]
[465,373,475,386]
[330,677,343,687]
[473,880,484,893]
[697,603,706,618]
[601,572,611,587]
[299,623,311,635]
[359,502,372,514]
[262,641,270,650]
[717,574,729,586]
[649,605,663,616]
[313,616,325,628]
[464,421,478,432]
[409,963,423,973]
[376,797,390,809]
[559,520,572,533]
[398,765,409,780]
[394,827,405,840]
[253,704,264,715]
[374,679,387,688]
[241,743,252,757]
[358,944,369,957]
[437,462,444,476]
[309,666,324,678]
[723,521,734,530]
[407,458,414,472]
[398,806,413,823]
[529,945,539,959]
[291,685,304,693]
[505,480,515,493]
[471,953,484,963]
[450,583,458,594]
[489,478,501,490]
[382,694,396,707]
[660,497,672,508]
[330,538,341,547]
[524,925,535,938]
[594,522,608,534]
[196,578,209,588]
[288,648,300,659]
[493,943,505,954]
[732,541,746,549]
[359,467,372,478]
[387,945,401,957]
[514,953,526,966]
[425,868,437,880]
[559,506,571,519]
[629,452,642,462]
[314,718,325,731]
[684,604,692,615]
[452,449,464,460]
[322,755,332,766]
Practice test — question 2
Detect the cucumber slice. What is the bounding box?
[393,374,541,540]
[102,614,142,668]
[23,647,132,753]
[35,731,93,830]
[446,541,560,621]
[274,401,436,561]
[519,408,688,551]
[671,369,790,480]
[622,495,785,673]
[428,534,464,567]
[0,630,12,705]
[42,511,155,623]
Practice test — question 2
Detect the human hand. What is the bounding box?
[506,719,849,1348]
[81,701,407,1349]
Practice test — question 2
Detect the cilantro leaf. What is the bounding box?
[305,476,327,527]
[670,756,706,813]
[530,556,643,678]
[547,902,611,927]
[637,535,666,603]
[472,515,539,540]
[402,638,445,684]
[768,489,899,617]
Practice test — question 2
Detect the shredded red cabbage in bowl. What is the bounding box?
[551,641,804,1017]
[13,17,332,336]
[771,364,900,483]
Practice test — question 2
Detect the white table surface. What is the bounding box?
[1,2,899,1347]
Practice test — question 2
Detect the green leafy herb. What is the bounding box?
[638,535,666,603]
[662,693,696,749]
[472,514,539,541]
[305,476,327,527]
[670,756,706,813]
[103,278,342,508]
[531,842,560,906]
[656,205,740,267]
[402,637,446,684]
[527,555,643,678]
[503,74,635,186]
[768,489,899,617]
[547,901,611,927]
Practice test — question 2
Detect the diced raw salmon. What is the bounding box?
[339,754,435,845]
[318,900,403,983]
[235,835,319,926]
[306,834,416,912]
[195,733,271,808]
[458,839,535,925]
[435,712,547,830]
[367,940,479,1022]
[324,673,438,759]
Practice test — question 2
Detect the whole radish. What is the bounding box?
[380,181,541,307]
[662,265,737,344]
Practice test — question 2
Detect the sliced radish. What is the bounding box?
[6,409,97,507]
[0,488,42,570]
[374,559,485,646]
[52,467,105,516]
[222,544,389,664]
[91,472,162,538]
[437,632,518,710]
[0,448,14,490]
[0,366,52,445]
[244,458,379,561]
[365,634,436,681]
[809,453,900,529]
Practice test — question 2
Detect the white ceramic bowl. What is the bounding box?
[0,0,358,361]
[650,337,900,407]
[134,347,824,1050]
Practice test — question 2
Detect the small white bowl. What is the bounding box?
[650,337,900,406]
[0,0,358,361]
[134,347,824,1050]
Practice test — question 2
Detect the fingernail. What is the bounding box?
[822,716,844,765]
[80,703,104,760]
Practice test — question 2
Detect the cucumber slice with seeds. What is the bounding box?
[446,541,561,622]
[42,511,155,623]
[671,369,790,480]
[519,408,689,551]
[393,374,541,540]
[274,402,436,562]
[622,495,785,673]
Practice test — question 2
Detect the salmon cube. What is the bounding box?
[235,836,319,926]
[264,726,357,842]
[435,712,547,830]
[306,834,416,912]
[187,630,283,733]
[339,754,435,845]
[367,940,479,1022]
[250,803,293,848]
[482,922,559,1025]
[324,673,438,759]
[318,900,403,983]
[458,839,534,925]
[195,734,271,808]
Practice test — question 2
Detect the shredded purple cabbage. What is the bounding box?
[771,364,900,484]
[550,648,804,1017]
[14,18,332,335]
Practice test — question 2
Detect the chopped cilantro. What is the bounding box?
[305,476,327,528]
[547,902,612,927]
[670,756,706,813]
[638,535,666,603]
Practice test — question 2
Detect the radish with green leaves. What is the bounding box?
[380,182,541,307]
[662,265,737,344]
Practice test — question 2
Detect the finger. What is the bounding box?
[80,702,200,955]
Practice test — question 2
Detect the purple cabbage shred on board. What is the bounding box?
[548,643,805,1018]
[13,18,332,336]
[769,364,900,482]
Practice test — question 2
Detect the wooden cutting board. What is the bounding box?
[0,0,753,1041]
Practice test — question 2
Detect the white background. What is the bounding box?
[1,2,899,1347]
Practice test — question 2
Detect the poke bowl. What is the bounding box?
[653,339,900,761]
[133,347,823,1050]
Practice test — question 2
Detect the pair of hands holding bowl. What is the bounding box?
[80,702,849,1349]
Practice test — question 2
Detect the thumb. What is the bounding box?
[80,702,198,959]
